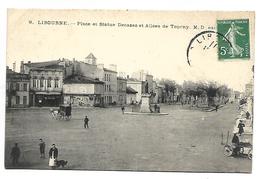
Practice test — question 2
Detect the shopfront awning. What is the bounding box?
[35,92,61,95]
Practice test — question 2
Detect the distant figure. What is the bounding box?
[231,133,240,156]
[84,115,89,129]
[10,143,20,166]
[246,111,251,119]
[39,139,46,158]
[154,104,157,113]
[215,105,219,112]
[121,106,125,114]
[49,144,58,169]
[154,104,160,113]
[237,120,245,136]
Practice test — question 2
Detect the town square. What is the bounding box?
[5,103,252,172]
[5,10,254,173]
[5,54,253,172]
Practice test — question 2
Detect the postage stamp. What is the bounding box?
[217,19,250,60]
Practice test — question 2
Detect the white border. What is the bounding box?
[0,0,259,179]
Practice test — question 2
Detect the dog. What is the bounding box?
[56,160,68,168]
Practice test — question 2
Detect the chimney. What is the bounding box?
[127,75,129,79]
[12,62,16,72]
[20,61,24,74]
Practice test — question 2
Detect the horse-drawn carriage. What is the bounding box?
[50,104,72,120]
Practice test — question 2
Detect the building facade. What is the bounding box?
[127,78,142,103]
[117,77,127,105]
[20,59,75,107]
[126,86,138,104]
[6,67,30,108]
[63,75,104,107]
[103,68,118,105]
[29,68,63,106]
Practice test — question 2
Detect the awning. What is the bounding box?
[35,92,61,95]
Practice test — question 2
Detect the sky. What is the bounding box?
[6,10,254,92]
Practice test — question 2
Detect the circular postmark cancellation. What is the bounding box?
[187,19,250,66]
[186,30,232,66]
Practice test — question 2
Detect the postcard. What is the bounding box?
[5,9,254,172]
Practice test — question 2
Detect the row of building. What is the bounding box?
[6,53,175,108]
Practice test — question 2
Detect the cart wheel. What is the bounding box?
[248,149,252,160]
[224,145,233,156]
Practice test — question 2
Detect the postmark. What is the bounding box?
[186,30,231,66]
[217,19,250,60]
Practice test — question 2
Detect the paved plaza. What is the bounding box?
[5,103,251,172]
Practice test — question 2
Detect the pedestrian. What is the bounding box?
[121,106,125,114]
[215,105,219,112]
[39,139,46,158]
[49,144,58,169]
[231,133,240,156]
[10,143,20,166]
[84,115,89,129]
[237,120,245,136]
[246,111,251,119]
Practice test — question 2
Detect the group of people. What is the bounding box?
[230,119,246,156]
[10,139,57,168]
[10,139,59,169]
[10,114,91,168]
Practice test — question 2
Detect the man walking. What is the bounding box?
[121,106,125,114]
[39,139,46,158]
[10,143,20,166]
[49,144,58,169]
[84,115,89,129]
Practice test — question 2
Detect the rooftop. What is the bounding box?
[126,86,138,94]
[24,60,59,67]
[104,68,117,73]
[6,68,30,80]
[127,78,141,82]
[64,75,104,84]
[86,53,97,60]
[24,59,72,69]
[117,77,127,80]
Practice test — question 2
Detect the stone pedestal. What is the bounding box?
[140,94,151,113]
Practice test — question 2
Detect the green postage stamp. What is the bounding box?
[217,19,250,60]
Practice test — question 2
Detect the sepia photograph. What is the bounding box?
[4,9,254,173]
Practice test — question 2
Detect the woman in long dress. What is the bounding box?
[49,144,58,169]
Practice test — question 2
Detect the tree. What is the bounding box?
[197,81,230,106]
[159,79,177,103]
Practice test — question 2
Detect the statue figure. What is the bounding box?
[224,22,246,57]
[145,82,149,93]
